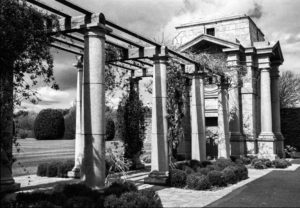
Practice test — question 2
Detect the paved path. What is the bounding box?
[207,162,300,207]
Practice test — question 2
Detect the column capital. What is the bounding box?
[84,24,112,39]
[153,55,169,63]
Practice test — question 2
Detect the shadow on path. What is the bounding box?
[207,160,300,207]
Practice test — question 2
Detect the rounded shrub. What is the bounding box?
[222,167,238,184]
[226,165,248,181]
[104,180,137,197]
[261,159,273,168]
[34,109,65,140]
[106,118,115,141]
[183,166,195,175]
[207,170,225,186]
[169,169,187,188]
[214,158,234,171]
[186,173,211,190]
[62,183,94,198]
[253,160,266,169]
[189,159,202,171]
[272,159,289,169]
[197,167,210,176]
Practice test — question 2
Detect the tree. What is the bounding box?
[0,0,58,171]
[279,71,300,108]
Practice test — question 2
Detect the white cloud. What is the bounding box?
[37,86,70,102]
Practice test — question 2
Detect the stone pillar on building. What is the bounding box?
[241,49,258,154]
[225,51,245,157]
[257,56,277,159]
[217,76,230,158]
[81,23,111,189]
[68,56,84,178]
[271,63,285,157]
[191,71,206,161]
[177,78,192,160]
[145,53,169,185]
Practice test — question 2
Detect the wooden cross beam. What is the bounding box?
[51,42,83,55]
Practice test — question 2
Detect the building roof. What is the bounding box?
[176,14,264,37]
[178,34,242,53]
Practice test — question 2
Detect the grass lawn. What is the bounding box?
[12,138,74,176]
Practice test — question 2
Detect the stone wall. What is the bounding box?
[175,17,256,47]
[281,108,300,150]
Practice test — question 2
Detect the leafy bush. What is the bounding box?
[207,170,225,186]
[34,109,65,140]
[225,165,248,181]
[261,159,273,168]
[253,160,266,169]
[186,173,211,190]
[106,118,115,141]
[272,159,290,169]
[197,167,210,176]
[104,190,162,208]
[189,159,202,170]
[62,183,95,198]
[104,180,137,197]
[64,196,94,208]
[213,158,234,171]
[64,106,76,140]
[169,169,187,188]
[222,167,238,184]
[239,156,252,165]
[37,163,48,176]
[19,130,28,139]
[57,160,74,178]
[183,166,195,175]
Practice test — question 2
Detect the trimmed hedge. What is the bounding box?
[104,180,137,197]
[207,170,225,187]
[169,169,187,188]
[222,167,238,184]
[34,109,65,140]
[272,159,291,168]
[186,173,211,190]
[37,160,74,178]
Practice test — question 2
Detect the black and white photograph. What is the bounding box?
[1,0,300,207]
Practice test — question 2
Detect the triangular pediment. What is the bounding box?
[178,34,242,53]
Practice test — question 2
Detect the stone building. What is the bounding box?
[172,15,285,159]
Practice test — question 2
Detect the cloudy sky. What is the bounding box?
[21,0,300,112]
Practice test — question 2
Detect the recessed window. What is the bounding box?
[206,28,215,36]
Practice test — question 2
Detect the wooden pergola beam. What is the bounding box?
[122,61,146,69]
[108,33,144,48]
[51,43,83,55]
[26,0,71,18]
[55,0,93,15]
[108,63,135,71]
[51,37,84,50]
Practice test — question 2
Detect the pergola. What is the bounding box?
[23,0,228,188]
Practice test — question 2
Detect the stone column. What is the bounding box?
[271,64,285,157]
[258,56,277,159]
[150,55,169,172]
[217,77,230,158]
[226,52,245,157]
[145,55,169,185]
[177,78,192,160]
[191,72,206,161]
[81,26,108,189]
[241,51,258,154]
[68,56,84,178]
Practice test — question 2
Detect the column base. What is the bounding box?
[230,133,246,157]
[245,139,258,155]
[144,171,169,186]
[67,167,80,179]
[257,133,278,160]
